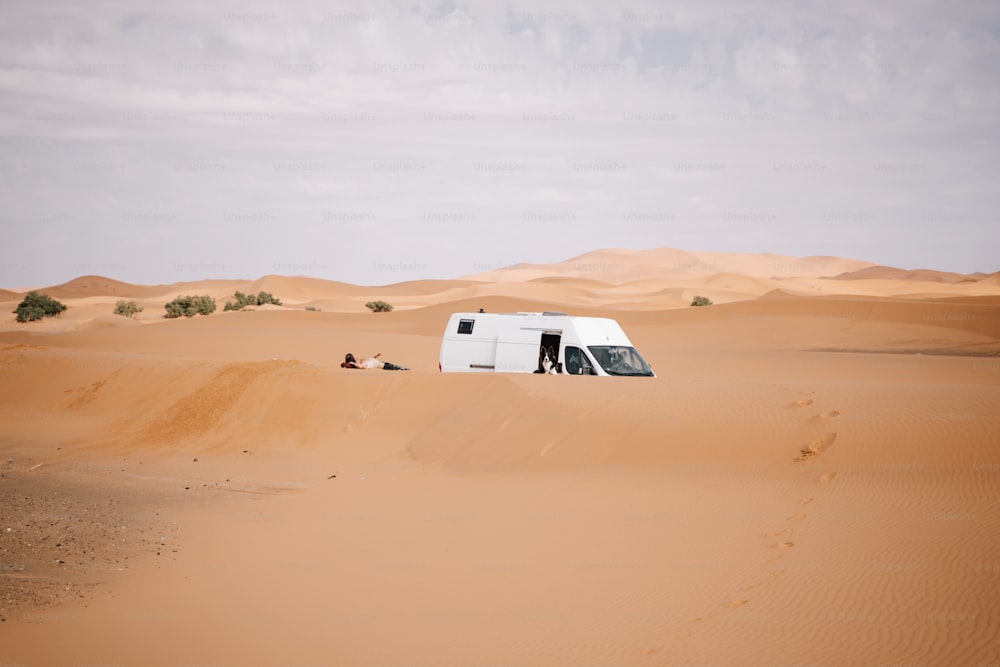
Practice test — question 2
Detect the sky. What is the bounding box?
[2,0,999,288]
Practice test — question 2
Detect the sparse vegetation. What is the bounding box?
[365,300,393,313]
[164,295,216,318]
[13,291,67,323]
[113,299,143,319]
[690,295,714,307]
[305,306,321,312]
[223,290,283,312]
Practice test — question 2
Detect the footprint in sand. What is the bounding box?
[810,410,841,423]
[818,471,837,484]
[794,432,837,462]
[789,398,815,408]
[786,513,807,522]
[774,540,795,550]
[799,497,814,505]
[725,599,749,609]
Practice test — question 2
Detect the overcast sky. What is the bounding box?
[2,0,998,287]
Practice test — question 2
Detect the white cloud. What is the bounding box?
[1,0,998,286]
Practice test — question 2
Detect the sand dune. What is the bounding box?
[244,274,363,300]
[34,275,155,299]
[832,265,986,283]
[978,271,1000,286]
[462,247,876,282]
[6,249,995,329]
[37,275,252,301]
[2,250,999,666]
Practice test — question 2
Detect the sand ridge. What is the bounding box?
[460,246,878,282]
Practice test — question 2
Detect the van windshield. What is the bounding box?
[587,346,654,376]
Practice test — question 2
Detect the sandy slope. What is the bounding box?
[460,247,877,282]
[1,256,999,667]
[831,265,989,283]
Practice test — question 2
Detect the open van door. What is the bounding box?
[538,331,562,373]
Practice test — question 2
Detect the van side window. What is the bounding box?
[564,346,594,375]
[457,319,475,334]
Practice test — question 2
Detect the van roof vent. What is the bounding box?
[542,311,568,316]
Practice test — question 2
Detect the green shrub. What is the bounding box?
[13,291,67,322]
[164,295,216,318]
[223,291,250,312]
[690,295,713,307]
[224,290,283,311]
[113,299,143,319]
[258,291,281,306]
[365,300,393,313]
[305,306,320,312]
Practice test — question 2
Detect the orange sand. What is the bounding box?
[1,249,998,666]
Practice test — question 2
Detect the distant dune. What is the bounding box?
[978,271,1000,285]
[29,274,154,299]
[460,247,877,282]
[2,249,998,334]
[830,265,985,283]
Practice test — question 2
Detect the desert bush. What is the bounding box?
[113,300,143,318]
[258,291,281,306]
[13,291,67,322]
[164,295,216,318]
[690,295,714,307]
[224,290,283,311]
[365,300,393,313]
[305,306,321,312]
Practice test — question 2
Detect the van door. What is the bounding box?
[563,345,598,375]
[496,328,542,373]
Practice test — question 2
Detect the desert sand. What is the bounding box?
[1,248,999,666]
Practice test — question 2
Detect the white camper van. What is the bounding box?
[439,311,655,377]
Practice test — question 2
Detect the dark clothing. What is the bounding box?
[382,362,408,370]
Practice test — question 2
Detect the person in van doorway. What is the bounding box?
[341,353,408,370]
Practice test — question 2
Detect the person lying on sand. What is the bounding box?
[341,353,408,371]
